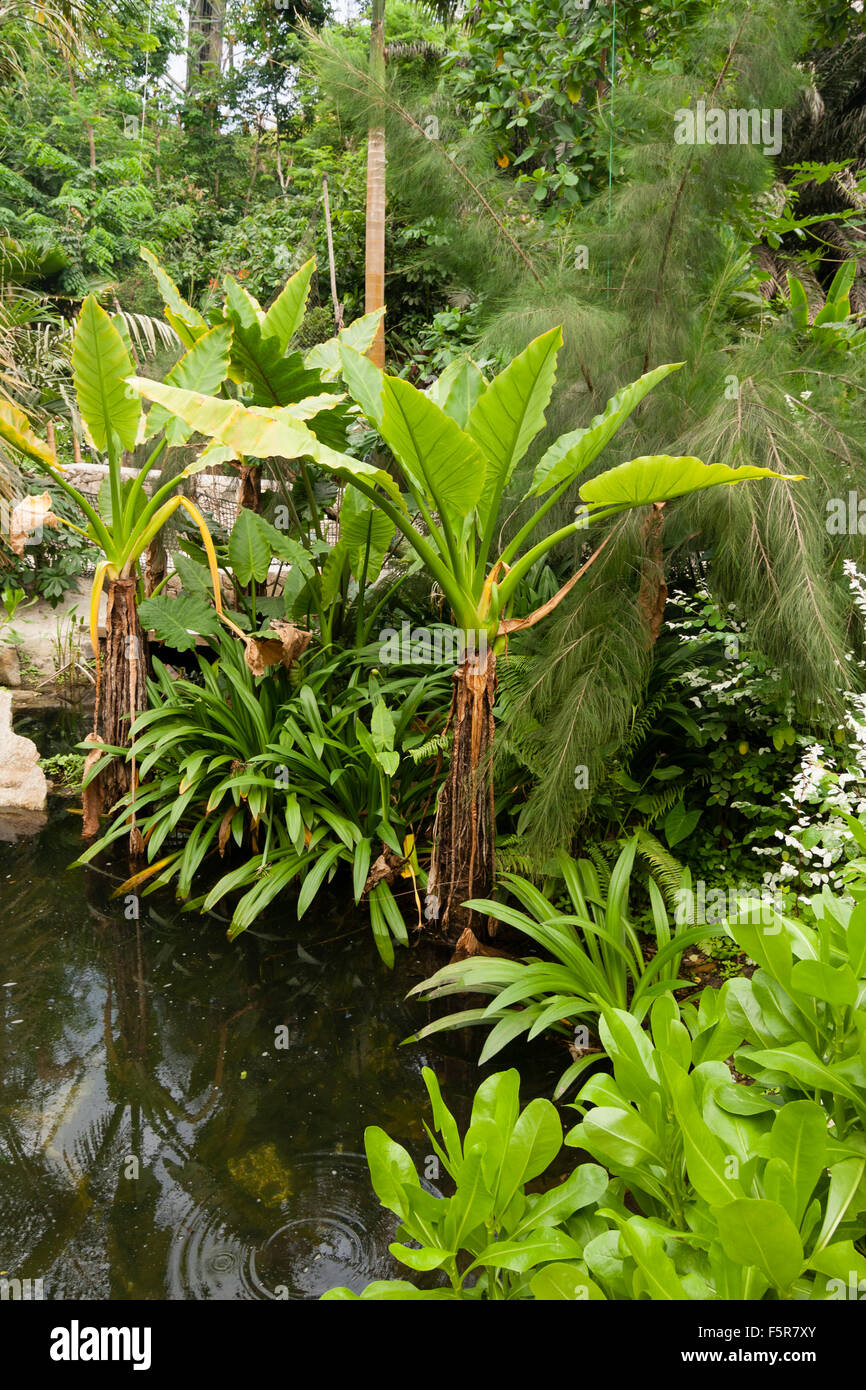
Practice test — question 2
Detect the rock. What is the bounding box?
[0,644,21,687]
[0,688,48,812]
[0,808,47,841]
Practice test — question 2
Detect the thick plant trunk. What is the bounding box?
[426,648,497,944]
[237,464,262,516]
[90,576,148,819]
[144,532,167,597]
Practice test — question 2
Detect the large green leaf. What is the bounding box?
[137,594,221,651]
[339,486,394,583]
[380,376,486,528]
[659,1055,745,1207]
[305,309,385,379]
[495,1098,563,1209]
[529,362,683,497]
[427,355,487,428]
[127,378,405,508]
[767,1102,826,1227]
[139,245,207,347]
[472,1229,583,1274]
[261,258,315,352]
[339,343,385,426]
[790,958,858,1007]
[228,507,272,586]
[716,1199,803,1290]
[469,326,561,528]
[618,1218,691,1300]
[741,1042,862,1103]
[580,455,800,509]
[145,323,233,445]
[529,1262,606,1300]
[222,273,264,333]
[72,295,140,452]
[576,1106,665,1171]
[363,1126,420,1223]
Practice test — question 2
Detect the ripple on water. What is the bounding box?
[166,1152,437,1300]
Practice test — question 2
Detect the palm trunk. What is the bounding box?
[365,0,386,368]
[426,647,497,943]
[90,576,148,817]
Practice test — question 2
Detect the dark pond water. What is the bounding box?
[0,755,566,1300]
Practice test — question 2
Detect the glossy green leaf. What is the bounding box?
[529,361,683,497]
[580,456,801,509]
[380,375,487,526]
[72,295,140,451]
[145,323,233,445]
[791,958,858,1007]
[716,1199,803,1290]
[529,1262,606,1300]
[427,354,487,428]
[467,325,561,527]
[261,258,315,352]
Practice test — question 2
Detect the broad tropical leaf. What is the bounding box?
[72,296,140,452]
[137,594,221,651]
[228,507,274,587]
[306,308,385,379]
[580,456,801,509]
[140,246,207,347]
[127,378,405,508]
[529,362,684,497]
[144,323,233,445]
[262,258,315,352]
[339,486,395,583]
[428,355,487,428]
[380,376,487,527]
[468,326,561,528]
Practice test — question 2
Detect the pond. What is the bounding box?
[0,778,564,1301]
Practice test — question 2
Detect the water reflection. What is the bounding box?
[0,802,563,1300]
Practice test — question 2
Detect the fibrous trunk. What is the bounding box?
[90,576,148,819]
[237,464,262,515]
[426,648,497,944]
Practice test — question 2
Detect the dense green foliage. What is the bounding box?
[3,0,866,1308]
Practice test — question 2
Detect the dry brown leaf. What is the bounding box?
[450,927,513,963]
[243,623,313,676]
[218,807,234,857]
[9,493,61,556]
[81,736,104,839]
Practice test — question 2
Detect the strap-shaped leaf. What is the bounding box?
[469,325,561,526]
[145,323,233,444]
[381,375,486,526]
[128,377,406,508]
[262,258,315,352]
[428,355,487,428]
[139,246,207,347]
[580,455,801,509]
[786,274,810,331]
[529,361,683,498]
[0,400,56,467]
[72,295,140,452]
